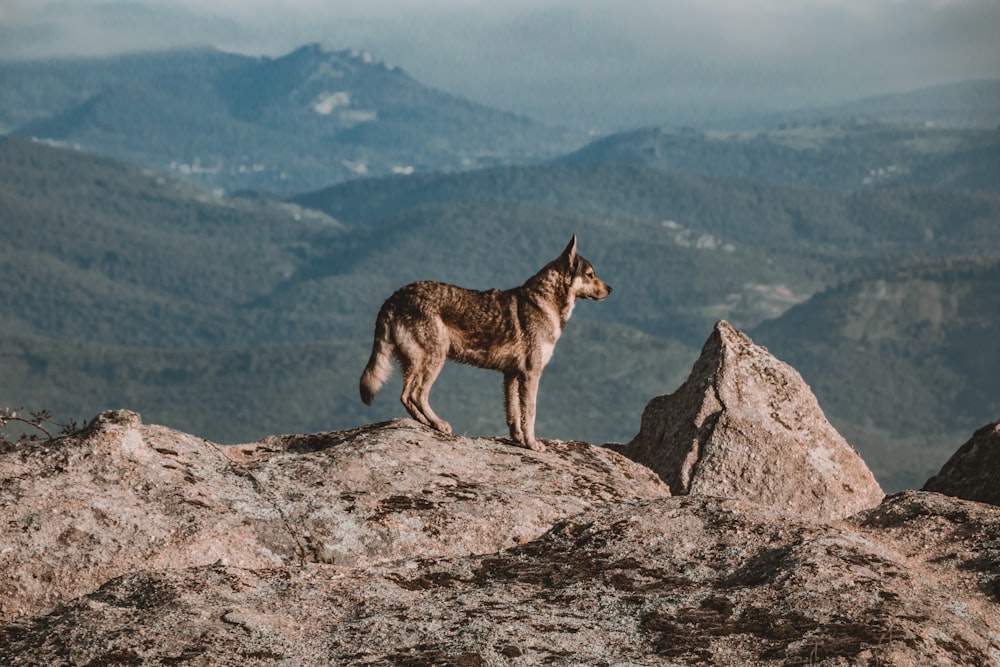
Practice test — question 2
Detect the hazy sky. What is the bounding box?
[2,0,998,128]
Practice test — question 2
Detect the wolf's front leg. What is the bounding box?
[519,371,545,452]
[503,371,525,445]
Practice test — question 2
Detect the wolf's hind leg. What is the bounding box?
[414,354,451,434]
[395,319,451,435]
[399,361,433,428]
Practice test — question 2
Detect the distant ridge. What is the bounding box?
[558,116,1000,193]
[762,79,1000,129]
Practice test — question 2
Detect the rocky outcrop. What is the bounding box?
[3,334,999,664]
[610,321,884,520]
[2,490,997,666]
[0,411,668,622]
[923,421,1000,506]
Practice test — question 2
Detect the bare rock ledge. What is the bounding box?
[0,411,668,623]
[1,322,998,665]
[1,487,998,665]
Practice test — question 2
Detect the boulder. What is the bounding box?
[923,421,1000,506]
[610,320,884,520]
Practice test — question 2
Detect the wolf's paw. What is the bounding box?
[434,421,453,435]
[526,439,546,453]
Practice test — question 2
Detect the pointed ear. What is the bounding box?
[560,234,578,267]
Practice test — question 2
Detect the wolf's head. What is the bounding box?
[559,235,612,301]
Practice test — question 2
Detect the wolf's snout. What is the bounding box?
[589,283,611,300]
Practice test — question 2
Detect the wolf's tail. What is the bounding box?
[360,304,395,405]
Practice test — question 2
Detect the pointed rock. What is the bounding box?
[610,321,883,520]
[923,422,1000,506]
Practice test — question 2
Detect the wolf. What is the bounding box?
[359,235,611,452]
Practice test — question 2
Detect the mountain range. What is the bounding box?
[1,45,999,492]
[3,44,999,194]
[1,44,587,194]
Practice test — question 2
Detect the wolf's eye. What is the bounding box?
[586,269,594,278]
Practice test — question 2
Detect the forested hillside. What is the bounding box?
[558,124,1000,193]
[3,135,998,489]
[752,259,1000,489]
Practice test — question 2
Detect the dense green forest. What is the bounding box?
[2,135,999,490]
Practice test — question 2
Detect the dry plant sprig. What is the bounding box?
[1,406,81,446]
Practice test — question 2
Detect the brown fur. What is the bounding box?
[359,235,611,451]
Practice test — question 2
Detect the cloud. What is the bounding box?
[0,1,244,58]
